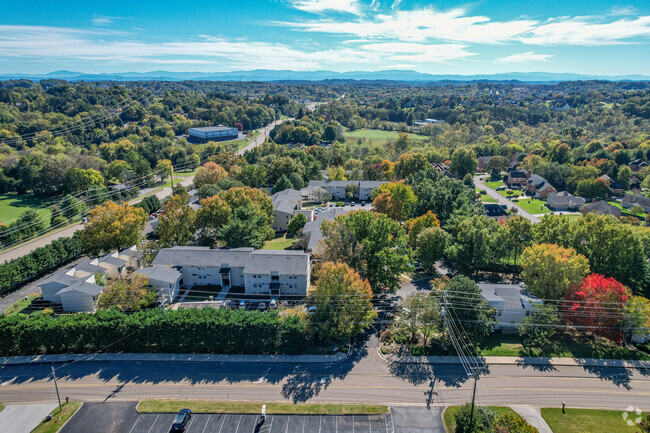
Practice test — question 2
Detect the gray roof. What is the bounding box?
[272,189,301,214]
[41,267,80,287]
[56,280,103,296]
[189,126,237,132]
[581,200,622,216]
[622,194,650,208]
[302,208,353,253]
[99,254,128,268]
[244,250,310,276]
[547,191,586,207]
[479,284,540,311]
[135,266,182,284]
[152,246,254,268]
[307,180,386,189]
[527,174,553,191]
[75,259,106,275]
[118,245,138,258]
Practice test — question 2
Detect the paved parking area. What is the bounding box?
[127,413,394,433]
[0,403,58,433]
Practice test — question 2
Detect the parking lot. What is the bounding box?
[127,413,394,433]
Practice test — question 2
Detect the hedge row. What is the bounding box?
[0,308,308,356]
[0,233,84,296]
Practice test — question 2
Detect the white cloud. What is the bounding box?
[390,0,402,10]
[290,0,359,14]
[520,16,650,45]
[91,16,123,26]
[496,51,553,63]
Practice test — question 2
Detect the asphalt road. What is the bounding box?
[473,175,541,223]
[0,119,283,265]
[1,333,650,411]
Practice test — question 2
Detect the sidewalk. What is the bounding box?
[0,351,349,366]
[380,351,650,369]
[510,405,553,433]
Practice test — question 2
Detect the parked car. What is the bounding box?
[239,300,249,309]
[258,302,267,311]
[305,306,317,314]
[269,299,278,309]
[496,186,506,191]
[170,409,191,432]
[220,300,231,309]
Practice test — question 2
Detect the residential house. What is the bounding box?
[97,252,128,278]
[507,169,530,187]
[477,156,492,172]
[580,200,622,218]
[432,163,456,179]
[301,208,352,256]
[524,174,556,199]
[271,189,304,232]
[135,266,182,303]
[629,159,648,172]
[622,194,650,213]
[151,246,311,297]
[307,180,386,201]
[546,192,586,211]
[39,267,103,313]
[483,204,508,220]
[598,175,625,196]
[479,283,541,332]
[509,152,528,169]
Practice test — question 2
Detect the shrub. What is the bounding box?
[380,328,393,342]
[494,413,539,433]
[453,403,496,433]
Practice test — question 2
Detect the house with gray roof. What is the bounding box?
[301,208,353,255]
[152,246,311,297]
[479,283,541,331]
[580,200,622,218]
[272,189,308,232]
[524,174,556,199]
[135,266,182,302]
[622,194,650,213]
[546,191,586,211]
[57,280,104,313]
[307,180,386,201]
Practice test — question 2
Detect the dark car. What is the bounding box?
[170,409,191,432]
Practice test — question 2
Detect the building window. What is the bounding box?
[497,310,502,316]
[525,311,531,316]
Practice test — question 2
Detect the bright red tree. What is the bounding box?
[564,273,627,341]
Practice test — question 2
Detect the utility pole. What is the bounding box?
[51,366,62,410]
[468,368,478,433]
[441,292,448,351]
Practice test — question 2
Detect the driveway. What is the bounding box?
[473,175,540,223]
[59,402,441,433]
[0,403,58,433]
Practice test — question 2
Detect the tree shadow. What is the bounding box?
[387,359,487,388]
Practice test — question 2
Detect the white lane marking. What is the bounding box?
[368,415,372,433]
[146,415,159,433]
[235,414,243,433]
[217,415,227,433]
[127,416,142,433]
[285,416,290,433]
[186,415,195,431]
[318,416,322,433]
[201,415,211,433]
[302,417,306,433]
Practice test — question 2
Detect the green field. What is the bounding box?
[498,189,523,198]
[138,400,388,415]
[443,406,523,433]
[482,180,504,190]
[0,192,55,224]
[512,198,551,214]
[541,408,641,433]
[343,128,428,145]
[262,234,296,250]
[31,402,81,433]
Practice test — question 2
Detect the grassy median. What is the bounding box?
[31,402,81,433]
[0,404,4,413]
[138,400,388,415]
[541,408,642,433]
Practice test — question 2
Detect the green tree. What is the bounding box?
[450,148,478,178]
[326,165,347,181]
[195,195,231,245]
[97,274,156,311]
[273,175,294,193]
[197,184,221,200]
[321,210,411,292]
[217,206,273,248]
[308,262,377,343]
[81,201,147,256]
[486,156,508,175]
[237,164,267,188]
[394,153,429,179]
[453,402,496,433]
[521,243,590,299]
[288,212,307,237]
[322,124,337,142]
[61,194,81,221]
[446,215,500,273]
[502,216,534,266]
[443,276,495,346]
[416,227,448,273]
[156,195,196,247]
[398,292,441,345]
[618,165,633,190]
[517,304,560,355]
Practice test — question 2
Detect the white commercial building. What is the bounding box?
[479,283,542,332]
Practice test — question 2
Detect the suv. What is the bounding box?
[239,300,249,309]
[170,409,191,432]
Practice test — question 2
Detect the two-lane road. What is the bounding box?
[473,175,541,223]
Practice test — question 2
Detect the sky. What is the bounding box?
[0,0,649,76]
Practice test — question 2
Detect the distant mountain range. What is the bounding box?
[1,70,649,83]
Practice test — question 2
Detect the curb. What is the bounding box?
[378,348,650,369]
[0,351,350,366]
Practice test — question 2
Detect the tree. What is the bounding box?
[267,156,304,184]
[322,124,337,142]
[237,164,267,188]
[564,273,627,340]
[81,201,147,256]
[326,165,347,181]
[493,413,539,433]
[291,126,310,143]
[217,206,273,248]
[443,276,495,346]
[398,292,441,345]
[453,402,496,433]
[288,212,307,237]
[156,195,196,247]
[273,175,294,193]
[65,168,104,194]
[501,216,534,266]
[195,195,231,245]
[194,162,228,189]
[575,178,611,200]
[517,304,560,355]
[308,262,377,343]
[618,165,633,190]
[450,148,477,178]
[61,194,81,221]
[623,295,650,344]
[96,274,156,311]
[197,184,221,200]
[405,211,441,247]
[521,243,590,300]
[321,210,411,292]
[486,156,508,176]
[394,153,429,179]
[446,215,500,273]
[371,181,417,221]
[416,227,448,273]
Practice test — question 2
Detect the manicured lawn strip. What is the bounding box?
[173,169,197,177]
[0,404,4,412]
[182,285,224,302]
[608,201,647,218]
[443,406,520,433]
[512,198,551,214]
[262,235,295,250]
[31,402,81,433]
[498,189,522,198]
[482,181,504,190]
[0,192,55,224]
[481,195,497,203]
[541,408,640,433]
[4,294,39,316]
[137,400,389,415]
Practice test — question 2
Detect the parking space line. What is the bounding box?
[285,417,290,433]
[235,414,243,433]
[146,415,159,433]
[302,417,306,433]
[127,416,143,433]
[336,416,338,433]
[352,415,355,433]
[318,416,321,433]
[368,415,372,433]
[201,415,211,433]
[217,415,227,433]
[185,415,194,431]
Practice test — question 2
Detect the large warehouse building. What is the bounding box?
[188,126,239,143]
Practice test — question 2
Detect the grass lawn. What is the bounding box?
[541,408,641,433]
[0,192,55,224]
[137,400,388,415]
[512,198,551,214]
[343,128,428,146]
[498,189,522,198]
[262,234,296,250]
[443,406,522,433]
[482,180,504,190]
[608,201,647,218]
[0,404,4,412]
[174,169,197,177]
[481,195,497,203]
[183,285,224,302]
[4,294,39,316]
[563,214,583,223]
[31,402,81,433]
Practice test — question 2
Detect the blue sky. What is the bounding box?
[1,0,649,75]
